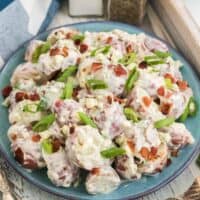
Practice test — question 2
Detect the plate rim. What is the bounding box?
[0,20,200,200]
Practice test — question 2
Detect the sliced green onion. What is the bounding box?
[188,97,198,117]
[23,103,38,113]
[164,78,173,89]
[91,45,111,57]
[101,147,126,159]
[146,60,165,66]
[32,114,55,132]
[61,78,74,99]
[125,68,139,93]
[178,97,197,122]
[78,112,97,128]
[144,55,158,61]
[119,52,136,66]
[41,138,53,154]
[72,34,85,42]
[32,41,51,63]
[56,65,78,82]
[178,103,189,122]
[86,79,108,90]
[124,107,140,122]
[154,50,171,58]
[154,117,175,129]
[37,99,48,111]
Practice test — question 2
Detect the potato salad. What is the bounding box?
[2,27,197,195]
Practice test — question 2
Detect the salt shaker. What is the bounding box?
[69,0,104,17]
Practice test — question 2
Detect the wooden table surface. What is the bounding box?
[0,2,200,200]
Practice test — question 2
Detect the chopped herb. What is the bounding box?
[119,52,136,66]
[72,34,85,42]
[86,79,108,90]
[91,45,111,57]
[41,138,53,154]
[125,68,139,93]
[124,107,140,122]
[32,114,55,132]
[61,78,74,99]
[78,112,97,128]
[164,78,173,89]
[101,147,126,159]
[56,65,78,82]
[32,41,51,63]
[154,117,175,129]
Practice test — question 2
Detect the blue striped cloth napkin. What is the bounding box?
[0,0,59,68]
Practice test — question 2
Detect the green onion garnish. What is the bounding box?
[61,78,74,99]
[32,41,51,63]
[124,107,140,122]
[125,68,139,93]
[56,65,78,82]
[91,45,111,57]
[37,99,48,111]
[23,103,38,113]
[154,117,175,129]
[188,97,198,117]
[101,147,126,159]
[72,34,85,42]
[144,50,170,66]
[164,78,173,89]
[86,79,108,90]
[41,138,53,154]
[178,97,198,122]
[154,50,171,58]
[32,114,55,132]
[78,112,97,128]
[119,52,136,66]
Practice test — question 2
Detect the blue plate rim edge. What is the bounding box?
[0,20,200,200]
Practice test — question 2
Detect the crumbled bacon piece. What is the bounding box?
[52,138,62,153]
[113,64,127,76]
[106,37,113,44]
[29,93,40,101]
[176,80,188,91]
[138,61,147,69]
[140,147,149,160]
[142,96,152,107]
[107,96,112,104]
[160,102,172,115]
[50,48,60,56]
[31,134,41,142]
[164,73,175,83]
[91,62,102,72]
[79,43,88,53]
[62,47,68,57]
[15,92,28,102]
[157,86,165,96]
[127,140,135,153]
[126,44,133,53]
[2,85,12,98]
[91,168,100,175]
[65,32,73,39]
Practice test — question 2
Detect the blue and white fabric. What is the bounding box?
[0,0,59,68]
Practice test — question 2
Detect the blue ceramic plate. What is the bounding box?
[0,21,200,200]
